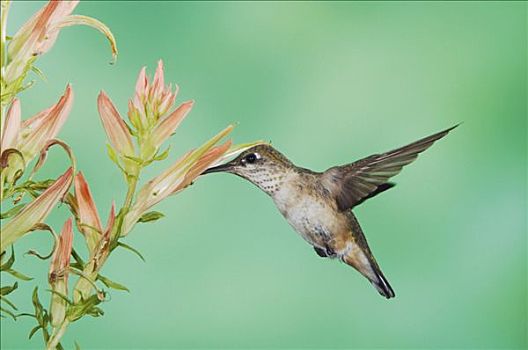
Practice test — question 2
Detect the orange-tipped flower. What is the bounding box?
[74,172,115,254]
[49,218,74,285]
[132,60,176,122]
[150,100,193,149]
[74,172,101,252]
[5,0,117,86]
[6,1,77,84]
[97,91,135,157]
[49,218,74,327]
[125,60,199,161]
[122,126,234,235]
[0,167,73,252]
[19,84,73,162]
[177,141,232,192]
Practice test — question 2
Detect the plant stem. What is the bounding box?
[123,175,138,209]
[46,319,69,350]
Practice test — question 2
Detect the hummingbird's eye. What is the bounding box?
[245,153,257,164]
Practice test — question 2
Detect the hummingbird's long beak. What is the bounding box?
[202,160,236,175]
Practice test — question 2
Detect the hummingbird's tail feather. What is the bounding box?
[341,213,396,299]
[341,251,396,299]
[370,269,395,299]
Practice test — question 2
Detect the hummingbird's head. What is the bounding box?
[202,144,294,195]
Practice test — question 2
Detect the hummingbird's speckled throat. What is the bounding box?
[202,125,458,299]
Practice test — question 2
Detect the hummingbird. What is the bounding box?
[203,125,458,299]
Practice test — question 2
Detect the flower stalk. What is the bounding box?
[1,2,264,349]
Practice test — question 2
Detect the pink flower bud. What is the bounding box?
[97,91,135,157]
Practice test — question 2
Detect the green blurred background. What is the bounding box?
[1,1,526,349]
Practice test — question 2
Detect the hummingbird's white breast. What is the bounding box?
[271,173,346,252]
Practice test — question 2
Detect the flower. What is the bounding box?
[0,167,73,253]
[150,100,193,150]
[4,0,117,92]
[49,218,74,327]
[126,60,192,160]
[0,85,73,188]
[122,125,234,235]
[97,91,135,157]
[0,98,21,151]
[74,172,115,255]
[0,85,73,161]
[130,60,177,129]
[19,84,73,162]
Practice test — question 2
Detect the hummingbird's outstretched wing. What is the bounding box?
[322,125,458,211]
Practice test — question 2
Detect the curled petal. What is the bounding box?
[30,139,76,180]
[6,1,79,83]
[8,1,79,58]
[1,99,21,151]
[49,14,118,63]
[97,91,135,156]
[0,167,74,252]
[6,1,117,86]
[150,100,193,148]
[33,1,80,56]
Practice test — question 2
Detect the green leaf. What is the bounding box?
[106,144,118,164]
[1,248,34,279]
[97,274,130,292]
[0,306,17,320]
[71,249,85,267]
[86,306,104,318]
[153,146,171,161]
[0,282,18,296]
[0,204,25,219]
[67,294,104,322]
[74,341,81,350]
[70,262,83,271]
[32,287,45,325]
[123,154,143,165]
[137,211,164,223]
[0,295,18,310]
[5,268,33,281]
[117,242,145,262]
[28,325,42,339]
[31,65,47,82]
[0,247,16,271]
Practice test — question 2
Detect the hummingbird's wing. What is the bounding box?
[322,125,458,211]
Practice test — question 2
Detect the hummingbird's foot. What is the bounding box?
[325,246,336,258]
[314,247,327,258]
[313,246,336,258]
